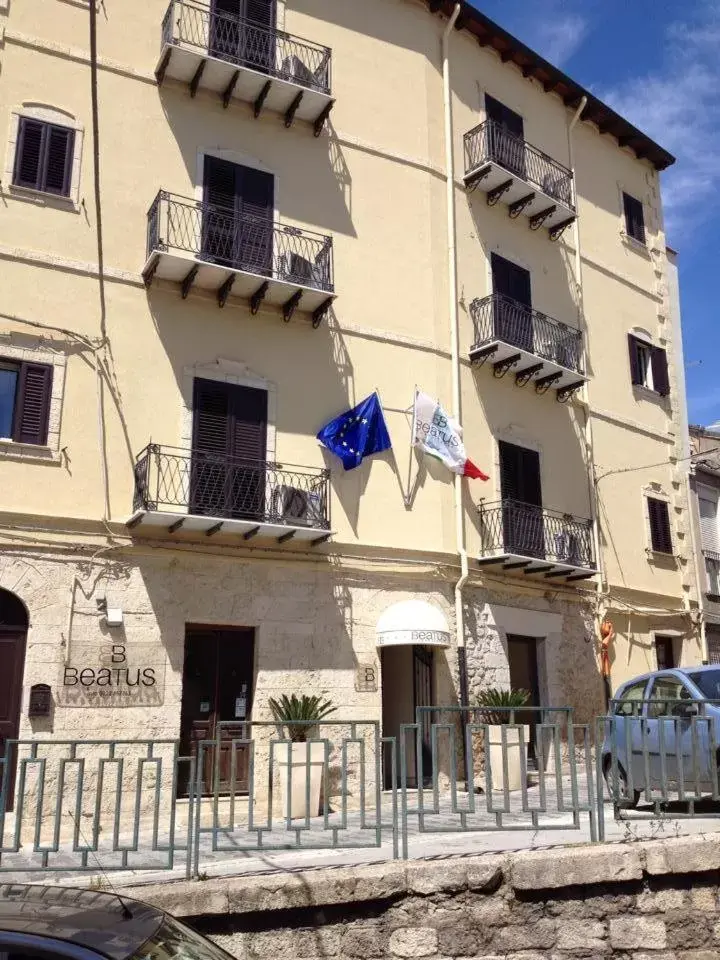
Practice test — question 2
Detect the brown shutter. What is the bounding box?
[648,497,672,554]
[651,346,670,397]
[623,193,646,244]
[44,126,75,196]
[14,362,53,445]
[628,334,642,385]
[13,119,45,189]
[230,385,267,462]
[192,378,231,454]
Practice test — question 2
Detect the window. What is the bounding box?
[614,679,648,716]
[623,192,646,244]
[12,118,75,197]
[647,497,673,555]
[647,676,691,719]
[688,669,720,700]
[0,360,53,446]
[654,635,676,671]
[698,488,720,595]
[628,334,670,397]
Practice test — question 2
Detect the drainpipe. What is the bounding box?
[441,5,471,751]
[566,97,605,596]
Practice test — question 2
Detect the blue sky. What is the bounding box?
[470,0,719,426]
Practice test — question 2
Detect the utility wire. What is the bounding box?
[595,447,720,484]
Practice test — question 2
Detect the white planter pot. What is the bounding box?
[276,741,326,819]
[486,724,530,792]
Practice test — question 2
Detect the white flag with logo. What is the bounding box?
[413,391,488,479]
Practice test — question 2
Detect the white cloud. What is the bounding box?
[599,1,720,239]
[532,13,589,67]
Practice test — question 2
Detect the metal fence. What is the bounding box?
[597,699,720,840]
[478,499,595,568]
[464,120,575,209]
[4,702,720,878]
[469,293,584,375]
[146,191,335,294]
[133,443,332,532]
[160,0,332,94]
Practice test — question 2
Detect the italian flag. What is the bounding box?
[413,391,489,480]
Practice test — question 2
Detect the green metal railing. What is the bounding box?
[3,703,720,878]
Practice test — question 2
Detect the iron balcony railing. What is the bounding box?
[133,444,331,530]
[146,191,334,294]
[469,293,584,374]
[479,499,594,568]
[464,120,575,210]
[160,0,332,94]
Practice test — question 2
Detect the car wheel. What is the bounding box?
[603,759,640,809]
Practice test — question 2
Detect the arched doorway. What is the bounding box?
[0,589,29,809]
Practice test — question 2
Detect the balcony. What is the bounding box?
[156,0,333,134]
[128,444,332,545]
[477,499,596,582]
[469,293,586,401]
[142,191,335,326]
[464,120,576,240]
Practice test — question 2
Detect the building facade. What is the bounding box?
[688,425,720,667]
[0,0,701,787]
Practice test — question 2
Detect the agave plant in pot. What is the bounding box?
[474,688,530,792]
[268,694,336,819]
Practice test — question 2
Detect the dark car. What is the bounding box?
[0,884,233,960]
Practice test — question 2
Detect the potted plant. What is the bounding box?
[474,688,531,792]
[268,694,336,819]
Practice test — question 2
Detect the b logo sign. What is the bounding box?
[356,663,378,693]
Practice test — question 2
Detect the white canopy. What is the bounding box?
[376,599,451,648]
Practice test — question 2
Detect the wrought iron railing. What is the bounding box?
[160,0,332,94]
[146,191,334,294]
[478,499,594,568]
[469,293,584,374]
[133,443,331,530]
[464,120,575,209]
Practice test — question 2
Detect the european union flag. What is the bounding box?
[317,392,392,470]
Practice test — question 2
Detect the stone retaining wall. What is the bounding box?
[128,835,720,959]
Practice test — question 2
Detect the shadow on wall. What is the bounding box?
[156,86,356,240]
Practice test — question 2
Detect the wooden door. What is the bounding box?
[190,378,268,521]
[179,628,255,796]
[507,634,540,761]
[499,441,544,559]
[202,156,274,276]
[485,94,526,178]
[491,253,533,352]
[0,631,26,810]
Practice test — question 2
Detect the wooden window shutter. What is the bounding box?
[14,362,53,445]
[651,346,670,397]
[628,334,643,385]
[623,193,645,243]
[245,0,275,27]
[230,385,267,462]
[499,441,541,506]
[43,126,75,196]
[192,378,231,455]
[648,497,672,554]
[13,118,45,190]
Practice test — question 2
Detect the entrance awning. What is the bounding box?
[376,600,451,648]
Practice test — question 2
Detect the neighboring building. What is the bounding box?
[0,0,700,789]
[689,425,720,666]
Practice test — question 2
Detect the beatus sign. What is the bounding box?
[58,643,166,707]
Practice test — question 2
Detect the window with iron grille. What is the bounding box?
[12,118,75,197]
[0,359,53,445]
[623,192,646,244]
[647,496,673,555]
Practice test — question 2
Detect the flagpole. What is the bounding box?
[405,386,418,507]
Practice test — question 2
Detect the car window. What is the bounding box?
[648,676,693,719]
[688,669,720,700]
[614,679,648,716]
[132,916,234,960]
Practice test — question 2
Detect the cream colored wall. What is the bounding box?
[0,0,691,621]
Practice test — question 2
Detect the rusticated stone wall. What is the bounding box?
[131,835,720,960]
